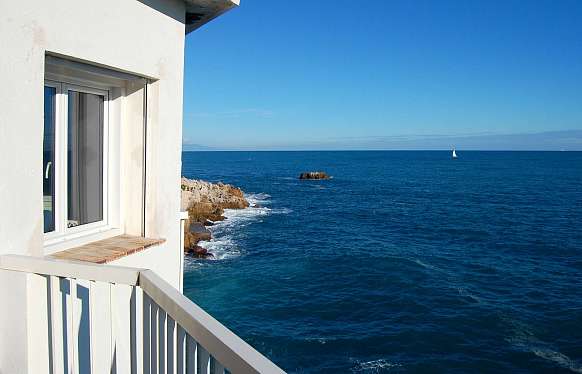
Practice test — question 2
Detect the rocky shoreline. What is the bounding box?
[181,177,249,257]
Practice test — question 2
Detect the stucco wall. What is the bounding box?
[0,0,186,371]
[111,241,181,289]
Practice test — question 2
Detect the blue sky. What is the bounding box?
[183,0,582,150]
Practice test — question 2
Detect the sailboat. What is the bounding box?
[452,148,458,159]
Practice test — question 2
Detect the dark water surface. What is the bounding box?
[182,151,582,373]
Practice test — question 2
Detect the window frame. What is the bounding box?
[44,80,112,246]
[43,81,60,235]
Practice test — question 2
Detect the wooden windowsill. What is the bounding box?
[48,234,165,264]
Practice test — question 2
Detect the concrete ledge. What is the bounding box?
[184,0,240,33]
[48,235,165,264]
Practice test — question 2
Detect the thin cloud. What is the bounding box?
[304,130,582,151]
[185,108,275,119]
[181,130,582,151]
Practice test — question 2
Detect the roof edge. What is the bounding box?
[184,0,239,33]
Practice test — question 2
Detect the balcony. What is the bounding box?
[0,255,284,374]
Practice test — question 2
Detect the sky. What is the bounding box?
[183,0,582,150]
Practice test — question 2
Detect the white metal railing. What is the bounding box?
[179,210,189,293]
[0,254,285,374]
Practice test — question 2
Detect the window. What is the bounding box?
[43,81,109,240]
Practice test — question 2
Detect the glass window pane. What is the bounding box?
[43,86,56,233]
[67,90,104,227]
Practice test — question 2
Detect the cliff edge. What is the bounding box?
[181,178,249,255]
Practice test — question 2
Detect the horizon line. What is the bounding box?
[182,149,581,152]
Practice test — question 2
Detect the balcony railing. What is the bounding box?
[0,254,284,374]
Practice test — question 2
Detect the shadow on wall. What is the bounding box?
[45,276,143,373]
[136,0,186,24]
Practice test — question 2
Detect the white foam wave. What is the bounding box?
[505,318,582,373]
[406,257,447,275]
[247,192,271,200]
[197,236,240,260]
[352,359,402,372]
[413,258,438,271]
[533,349,582,373]
[456,287,482,304]
[246,192,271,207]
[183,255,201,269]
[272,207,293,214]
[192,192,290,261]
[304,337,332,345]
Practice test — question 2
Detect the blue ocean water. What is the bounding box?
[181,151,582,373]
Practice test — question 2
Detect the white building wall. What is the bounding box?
[0,0,187,371]
[111,241,182,291]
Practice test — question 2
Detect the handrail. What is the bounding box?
[0,254,286,374]
[0,254,141,285]
[140,269,285,374]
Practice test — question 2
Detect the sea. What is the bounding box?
[181,151,582,373]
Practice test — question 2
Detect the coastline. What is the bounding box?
[181,177,251,258]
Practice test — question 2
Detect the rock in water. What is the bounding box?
[181,177,249,253]
[184,222,211,249]
[184,245,214,259]
[181,177,249,215]
[299,171,331,180]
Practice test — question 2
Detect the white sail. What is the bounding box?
[452,149,458,158]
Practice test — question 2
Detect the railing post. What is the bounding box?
[177,326,186,374]
[111,283,135,374]
[186,336,197,374]
[143,293,152,374]
[158,309,166,374]
[166,316,176,374]
[89,280,113,374]
[49,275,65,374]
[179,211,189,293]
[198,346,210,374]
[69,278,79,374]
[150,300,158,373]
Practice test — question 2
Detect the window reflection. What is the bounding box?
[67,90,104,227]
[43,86,56,233]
